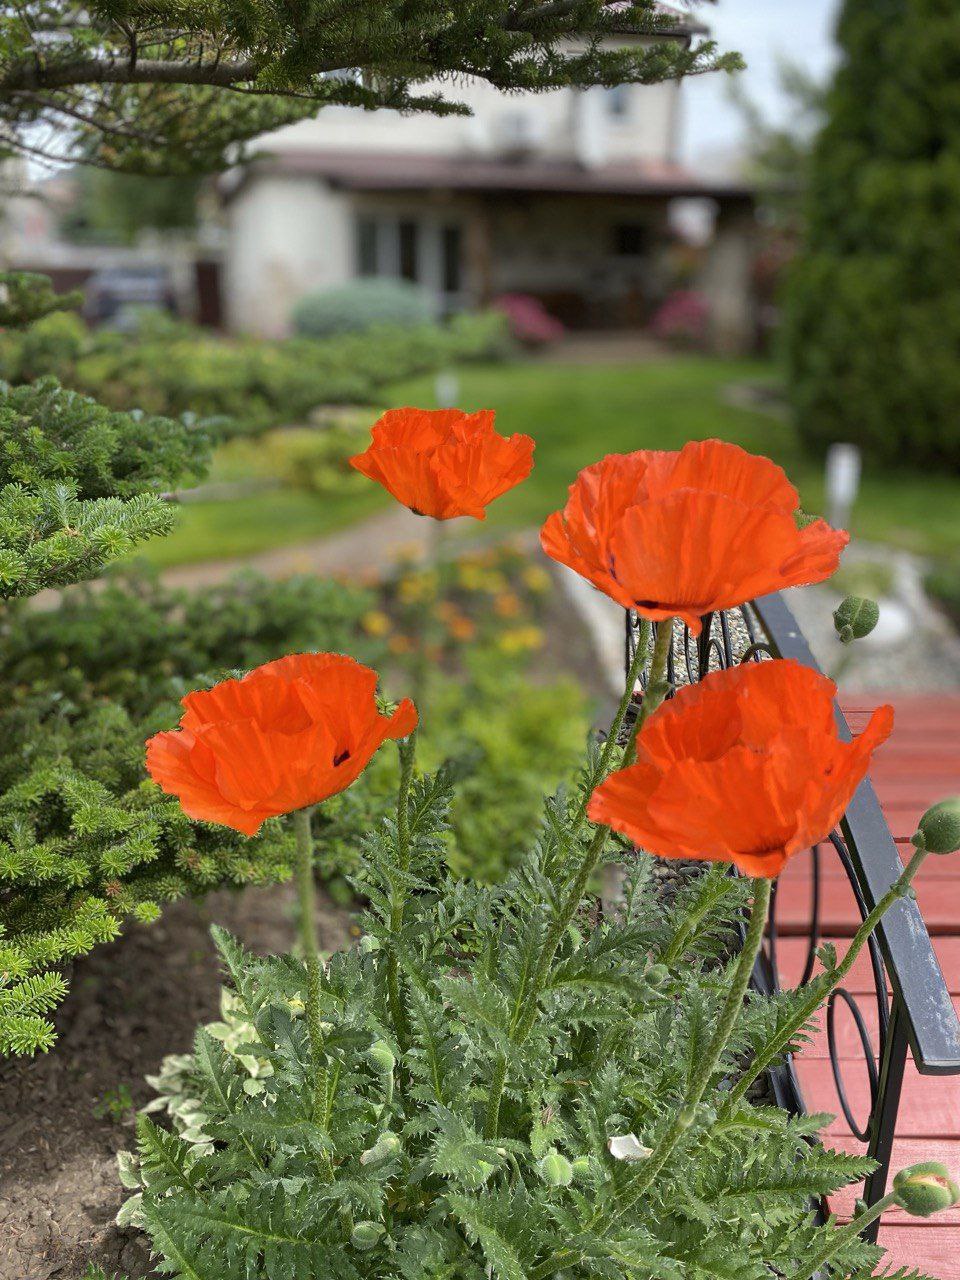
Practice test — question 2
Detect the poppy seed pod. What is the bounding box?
[912,798,960,855]
[538,1149,574,1187]
[893,1162,960,1217]
[833,596,880,644]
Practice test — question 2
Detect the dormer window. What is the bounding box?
[605,84,631,119]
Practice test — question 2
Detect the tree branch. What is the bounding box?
[0,54,266,94]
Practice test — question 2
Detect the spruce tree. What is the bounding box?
[785,0,960,469]
[0,2,739,172]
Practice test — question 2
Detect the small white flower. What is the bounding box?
[607,1134,653,1162]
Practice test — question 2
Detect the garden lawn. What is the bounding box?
[140,485,387,569]
[140,355,960,567]
[390,357,960,558]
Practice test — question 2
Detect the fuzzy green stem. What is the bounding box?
[619,876,772,1208]
[782,1193,899,1280]
[293,806,326,1126]
[483,619,675,1141]
[721,845,930,1117]
[387,733,417,1051]
[571,618,651,828]
[621,617,674,765]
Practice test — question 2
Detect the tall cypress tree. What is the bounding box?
[785,0,960,469]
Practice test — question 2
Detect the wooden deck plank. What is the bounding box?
[775,695,960,1276]
[873,1227,960,1280]
[794,1058,960,1137]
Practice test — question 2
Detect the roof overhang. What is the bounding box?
[222,150,753,205]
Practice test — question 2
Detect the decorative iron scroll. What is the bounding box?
[623,597,960,1241]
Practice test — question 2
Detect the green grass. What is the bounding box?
[137,355,960,568]
[389,357,960,557]
[139,485,387,569]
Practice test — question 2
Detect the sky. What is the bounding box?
[679,0,842,171]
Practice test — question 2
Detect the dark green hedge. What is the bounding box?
[784,0,960,471]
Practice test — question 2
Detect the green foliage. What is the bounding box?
[0,309,509,439]
[319,654,590,886]
[785,0,960,470]
[0,373,207,598]
[292,280,435,340]
[925,559,960,630]
[0,376,207,496]
[257,421,372,498]
[61,167,203,244]
[119,773,903,1279]
[0,3,739,173]
[0,568,382,1055]
[0,270,82,328]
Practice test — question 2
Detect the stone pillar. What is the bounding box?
[699,203,757,356]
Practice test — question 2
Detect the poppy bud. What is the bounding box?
[572,1156,593,1179]
[912,799,960,855]
[359,1131,401,1166]
[645,963,670,988]
[893,1162,960,1217]
[351,1221,385,1250]
[367,1040,396,1076]
[368,1039,395,1105]
[833,596,879,644]
[538,1149,573,1187]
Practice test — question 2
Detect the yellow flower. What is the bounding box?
[494,591,523,618]
[522,565,551,594]
[398,570,438,604]
[498,625,545,654]
[448,614,477,642]
[362,610,391,636]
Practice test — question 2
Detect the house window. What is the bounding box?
[353,214,465,308]
[357,218,379,276]
[442,224,462,296]
[613,223,649,257]
[606,84,630,119]
[398,220,419,281]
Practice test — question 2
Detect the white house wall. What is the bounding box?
[256,77,679,167]
[224,176,352,335]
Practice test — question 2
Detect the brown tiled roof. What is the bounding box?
[225,150,752,202]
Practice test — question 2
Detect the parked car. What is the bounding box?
[83,265,178,329]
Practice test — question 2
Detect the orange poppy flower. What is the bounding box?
[349,407,534,520]
[146,653,417,836]
[587,659,892,877]
[540,439,848,634]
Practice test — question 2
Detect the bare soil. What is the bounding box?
[0,885,353,1280]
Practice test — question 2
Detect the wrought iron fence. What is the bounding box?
[623,592,960,1239]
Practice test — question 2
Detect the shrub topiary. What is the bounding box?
[290,279,435,339]
[784,0,960,470]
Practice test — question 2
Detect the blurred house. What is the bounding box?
[220,12,757,351]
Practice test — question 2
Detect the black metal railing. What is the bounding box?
[624,592,960,1239]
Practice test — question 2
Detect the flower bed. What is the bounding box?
[4,329,960,1279]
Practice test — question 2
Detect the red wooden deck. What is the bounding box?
[777,694,960,1277]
